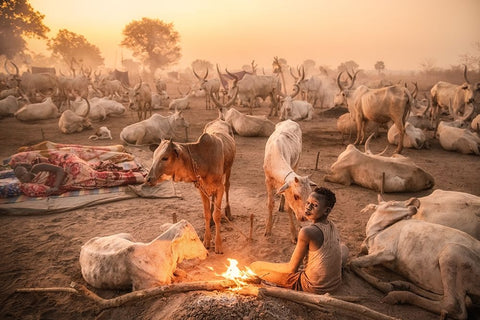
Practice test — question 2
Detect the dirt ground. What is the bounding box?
[0,89,479,320]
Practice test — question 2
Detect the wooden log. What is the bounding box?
[258,286,399,320]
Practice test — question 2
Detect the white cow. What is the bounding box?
[152,91,170,110]
[263,120,317,241]
[79,220,208,290]
[210,90,275,137]
[168,90,193,111]
[361,190,480,240]
[279,97,314,121]
[120,111,189,145]
[58,98,92,134]
[387,122,428,149]
[436,121,480,155]
[351,200,480,319]
[325,134,435,192]
[0,95,23,117]
[14,97,60,121]
[69,97,125,121]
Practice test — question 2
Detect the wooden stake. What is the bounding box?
[249,213,254,240]
[315,151,320,170]
[380,172,385,195]
[172,212,177,224]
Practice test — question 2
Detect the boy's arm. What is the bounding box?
[31,163,66,191]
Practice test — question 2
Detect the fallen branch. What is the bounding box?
[16,280,237,310]
[255,286,399,320]
[16,281,398,319]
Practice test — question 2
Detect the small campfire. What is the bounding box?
[209,258,260,291]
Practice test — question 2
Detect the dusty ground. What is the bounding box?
[0,89,479,320]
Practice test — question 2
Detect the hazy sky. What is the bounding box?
[28,0,480,71]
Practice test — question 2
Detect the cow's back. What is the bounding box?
[413,190,480,239]
[79,233,135,289]
[370,220,480,294]
[204,119,236,170]
[264,120,302,179]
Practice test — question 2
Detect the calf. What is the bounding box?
[387,122,427,149]
[120,111,189,145]
[89,126,113,140]
[79,220,207,290]
[324,134,434,192]
[264,120,317,241]
[145,117,236,254]
[168,89,193,111]
[436,120,480,155]
[351,199,480,319]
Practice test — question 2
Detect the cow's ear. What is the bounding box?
[405,197,420,208]
[276,182,290,195]
[173,146,180,158]
[149,143,159,152]
[461,84,468,90]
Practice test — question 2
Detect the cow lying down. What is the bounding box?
[436,120,480,155]
[351,195,480,319]
[361,189,480,242]
[120,110,189,145]
[387,122,428,150]
[324,134,434,192]
[79,220,208,290]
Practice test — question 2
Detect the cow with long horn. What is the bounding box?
[225,68,282,116]
[58,97,92,134]
[124,79,152,121]
[193,67,221,110]
[334,70,413,153]
[430,64,478,122]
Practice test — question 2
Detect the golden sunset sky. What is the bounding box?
[27,0,480,71]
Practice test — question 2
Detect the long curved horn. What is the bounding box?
[289,67,299,81]
[192,67,202,80]
[364,133,375,154]
[347,70,359,89]
[225,68,239,88]
[336,71,345,91]
[211,86,238,109]
[82,97,90,118]
[411,81,418,99]
[299,66,305,82]
[216,64,228,91]
[463,64,470,84]
[364,132,389,156]
[134,79,142,92]
[204,68,209,79]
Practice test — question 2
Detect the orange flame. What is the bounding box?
[220,258,257,290]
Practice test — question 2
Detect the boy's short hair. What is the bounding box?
[312,187,336,209]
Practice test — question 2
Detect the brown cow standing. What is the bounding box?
[146,116,235,254]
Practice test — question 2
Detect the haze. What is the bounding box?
[28,0,480,71]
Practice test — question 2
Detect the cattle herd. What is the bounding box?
[1,59,480,319]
